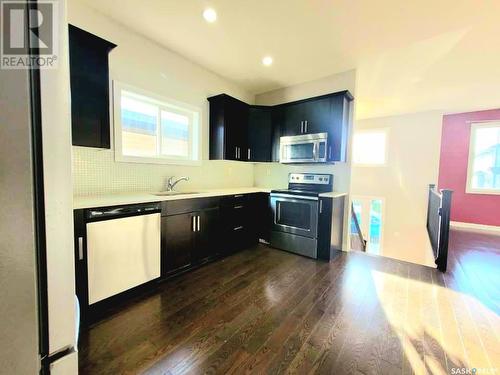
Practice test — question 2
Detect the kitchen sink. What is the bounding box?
[152,191,200,196]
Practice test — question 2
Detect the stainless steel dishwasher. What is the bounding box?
[85,202,161,304]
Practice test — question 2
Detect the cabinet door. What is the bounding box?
[208,94,250,161]
[220,194,259,255]
[68,25,116,148]
[327,95,350,162]
[161,212,194,274]
[221,97,248,161]
[224,99,239,161]
[194,207,220,263]
[282,102,305,136]
[247,106,272,162]
[271,107,283,162]
[302,97,332,134]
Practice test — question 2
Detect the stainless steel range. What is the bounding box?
[270,173,333,258]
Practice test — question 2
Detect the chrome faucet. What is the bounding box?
[166,176,189,191]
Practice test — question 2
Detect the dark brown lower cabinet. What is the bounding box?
[161,212,194,274]
[220,194,260,255]
[161,206,221,276]
[192,207,221,263]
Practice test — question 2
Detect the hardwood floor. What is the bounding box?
[79,230,500,374]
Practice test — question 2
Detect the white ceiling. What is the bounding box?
[79,0,500,118]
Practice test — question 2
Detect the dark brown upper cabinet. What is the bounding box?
[208,91,353,163]
[208,94,249,161]
[276,91,353,162]
[68,24,116,148]
[247,106,273,162]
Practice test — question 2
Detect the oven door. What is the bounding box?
[270,194,319,238]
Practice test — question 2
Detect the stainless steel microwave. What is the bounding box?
[279,132,328,163]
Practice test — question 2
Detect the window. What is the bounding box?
[113,81,200,165]
[352,129,388,166]
[467,122,500,194]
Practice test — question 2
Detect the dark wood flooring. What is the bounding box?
[79,229,500,374]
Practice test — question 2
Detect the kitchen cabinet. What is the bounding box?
[302,96,333,134]
[327,93,351,162]
[317,195,345,261]
[220,194,260,254]
[161,198,221,275]
[277,97,331,136]
[161,212,194,274]
[209,90,352,163]
[253,192,272,242]
[68,24,116,149]
[281,102,306,136]
[271,107,284,162]
[208,94,248,161]
[277,91,352,162]
[193,207,221,263]
[247,106,272,162]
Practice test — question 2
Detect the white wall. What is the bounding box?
[351,111,443,266]
[69,0,254,195]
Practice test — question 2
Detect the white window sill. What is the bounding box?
[465,188,500,195]
[115,154,202,166]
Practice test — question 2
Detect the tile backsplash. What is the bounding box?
[73,147,254,196]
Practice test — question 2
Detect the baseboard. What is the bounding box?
[450,221,500,234]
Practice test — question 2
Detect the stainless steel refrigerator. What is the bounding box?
[0,0,78,373]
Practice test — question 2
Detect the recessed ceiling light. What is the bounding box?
[262,56,273,66]
[203,8,217,23]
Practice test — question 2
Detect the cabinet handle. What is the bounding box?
[233,226,244,231]
[234,194,244,198]
[197,215,200,231]
[192,216,196,232]
[328,146,332,159]
[235,147,238,159]
[300,121,304,133]
[248,148,251,160]
[319,200,323,214]
[305,120,308,133]
[78,237,84,260]
[234,205,244,209]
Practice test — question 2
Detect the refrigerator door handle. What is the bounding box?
[78,237,84,260]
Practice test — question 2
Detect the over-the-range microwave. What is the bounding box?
[279,132,328,163]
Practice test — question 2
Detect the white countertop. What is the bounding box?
[318,192,348,199]
[73,187,272,209]
[73,187,348,209]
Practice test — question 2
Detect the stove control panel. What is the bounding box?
[289,173,331,185]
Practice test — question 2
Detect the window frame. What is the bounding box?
[352,128,389,167]
[113,81,201,166]
[466,121,500,195]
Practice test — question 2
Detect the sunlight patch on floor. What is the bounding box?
[371,269,500,375]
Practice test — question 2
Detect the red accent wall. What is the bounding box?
[438,108,500,226]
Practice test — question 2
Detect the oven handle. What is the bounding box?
[270,193,319,201]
